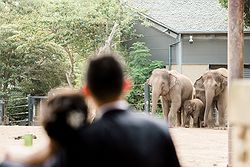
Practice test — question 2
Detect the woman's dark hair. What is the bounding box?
[42,88,89,147]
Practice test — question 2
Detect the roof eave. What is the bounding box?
[139,13,179,38]
[179,31,250,34]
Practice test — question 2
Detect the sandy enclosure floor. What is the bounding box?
[0,126,49,162]
[170,128,228,167]
[0,126,228,167]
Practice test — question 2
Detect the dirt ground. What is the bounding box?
[170,128,228,167]
[0,126,228,167]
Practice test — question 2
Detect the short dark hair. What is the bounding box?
[86,54,124,102]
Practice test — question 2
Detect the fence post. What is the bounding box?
[229,80,250,167]
[28,96,34,126]
[0,100,4,125]
[144,83,150,113]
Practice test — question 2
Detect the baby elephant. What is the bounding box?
[183,99,204,128]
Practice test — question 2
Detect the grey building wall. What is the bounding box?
[182,39,227,64]
[134,23,177,64]
[244,40,250,63]
[134,23,250,66]
[182,37,250,64]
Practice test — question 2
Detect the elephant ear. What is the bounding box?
[218,74,228,87]
[168,73,177,90]
[222,76,228,87]
[214,68,228,87]
[194,76,204,91]
[161,71,177,93]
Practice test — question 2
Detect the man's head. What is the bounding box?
[85,53,128,104]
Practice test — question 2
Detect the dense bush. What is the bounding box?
[126,42,164,111]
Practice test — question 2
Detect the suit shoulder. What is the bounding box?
[128,112,170,133]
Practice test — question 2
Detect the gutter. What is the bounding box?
[138,13,182,72]
[168,41,179,70]
[179,30,250,34]
[129,10,183,72]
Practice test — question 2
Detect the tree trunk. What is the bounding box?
[64,46,75,88]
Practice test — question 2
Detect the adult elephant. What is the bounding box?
[147,69,193,127]
[194,68,228,128]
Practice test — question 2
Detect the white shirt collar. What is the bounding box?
[98,100,129,116]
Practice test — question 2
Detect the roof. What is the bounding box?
[126,0,237,33]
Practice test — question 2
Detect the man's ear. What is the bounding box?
[81,85,91,97]
[122,79,132,93]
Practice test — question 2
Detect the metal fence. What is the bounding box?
[0,85,153,126]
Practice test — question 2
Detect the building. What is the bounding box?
[128,0,250,82]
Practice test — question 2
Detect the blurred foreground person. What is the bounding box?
[81,53,181,167]
[0,87,90,167]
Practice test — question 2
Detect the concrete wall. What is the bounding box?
[170,64,209,83]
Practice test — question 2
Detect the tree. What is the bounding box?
[0,0,142,124]
[0,0,139,94]
[126,42,164,111]
[0,0,69,123]
[219,0,250,27]
[29,0,139,87]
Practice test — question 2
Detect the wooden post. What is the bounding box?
[228,0,244,166]
[229,80,250,167]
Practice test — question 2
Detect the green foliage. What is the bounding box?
[0,25,67,96]
[218,0,228,7]
[219,0,250,27]
[5,94,28,124]
[126,42,164,111]
[0,0,141,122]
[0,0,162,123]
[244,1,250,27]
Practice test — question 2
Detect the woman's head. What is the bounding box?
[41,87,89,147]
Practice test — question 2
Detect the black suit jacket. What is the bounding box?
[80,109,181,167]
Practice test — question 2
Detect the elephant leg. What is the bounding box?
[207,108,215,128]
[184,116,191,128]
[217,101,226,128]
[183,110,190,128]
[177,110,182,127]
[198,111,204,128]
[212,101,219,127]
[198,117,201,128]
[168,100,181,127]
[180,106,185,127]
[193,113,199,128]
[161,97,169,121]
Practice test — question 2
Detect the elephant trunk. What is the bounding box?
[151,88,161,114]
[183,114,190,128]
[204,90,215,127]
